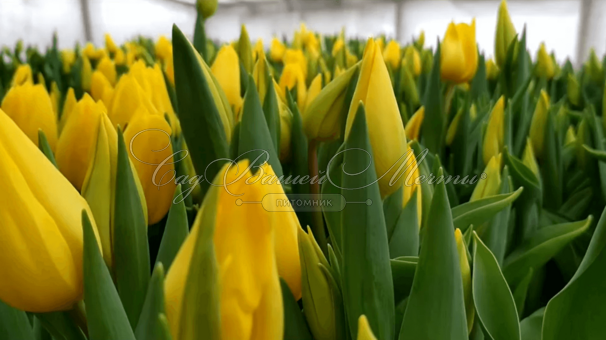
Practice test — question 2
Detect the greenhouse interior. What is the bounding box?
[1,0,606,339]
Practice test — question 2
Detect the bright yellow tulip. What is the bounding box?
[11,64,33,86]
[486,58,499,80]
[495,0,516,67]
[212,45,243,118]
[357,315,378,340]
[105,33,118,54]
[455,229,474,333]
[270,38,286,62]
[535,43,555,80]
[471,154,502,201]
[156,36,173,61]
[59,88,78,134]
[405,106,424,141]
[61,49,76,73]
[91,71,114,107]
[403,46,421,76]
[441,19,478,83]
[96,56,117,86]
[279,63,307,112]
[383,40,401,70]
[82,55,92,91]
[482,96,505,166]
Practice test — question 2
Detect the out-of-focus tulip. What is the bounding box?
[483,96,505,166]
[346,39,407,198]
[415,30,425,49]
[212,45,243,117]
[455,229,474,333]
[284,49,308,79]
[405,106,424,141]
[11,64,33,86]
[279,63,307,111]
[197,0,218,19]
[303,63,358,141]
[535,43,555,80]
[441,19,478,84]
[82,55,93,91]
[529,90,550,158]
[59,88,77,134]
[278,98,293,161]
[253,38,265,61]
[114,49,126,66]
[61,49,76,73]
[91,71,115,107]
[585,49,603,83]
[124,113,176,225]
[253,54,270,105]
[1,83,57,151]
[96,56,117,85]
[402,147,422,225]
[495,0,516,68]
[50,82,60,118]
[105,33,118,54]
[383,40,401,70]
[83,42,106,60]
[421,48,433,74]
[486,58,499,80]
[304,73,323,113]
[403,46,421,76]
[238,25,254,73]
[0,108,100,313]
[156,36,173,61]
[567,73,580,106]
[522,138,540,177]
[270,38,286,62]
[357,315,377,340]
[446,108,463,146]
[471,154,502,201]
[166,161,303,340]
[400,62,419,106]
[332,39,345,58]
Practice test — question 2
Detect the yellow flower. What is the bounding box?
[82,55,93,91]
[405,106,424,141]
[279,63,307,112]
[357,315,378,340]
[471,154,502,201]
[441,19,478,83]
[522,138,540,177]
[91,71,115,108]
[11,64,33,86]
[403,46,421,76]
[59,88,78,134]
[96,57,117,86]
[486,58,499,80]
[402,148,422,225]
[270,38,286,62]
[304,74,323,113]
[105,33,118,54]
[50,82,61,119]
[346,39,407,198]
[156,35,173,61]
[165,161,302,339]
[495,0,516,67]
[211,45,243,118]
[253,38,265,61]
[482,96,505,166]
[114,49,126,66]
[1,83,57,151]
[0,108,100,312]
[278,99,293,162]
[283,49,308,79]
[529,90,550,158]
[61,49,76,73]
[455,229,474,333]
[124,113,177,225]
[535,43,555,80]
[108,73,152,127]
[383,40,401,70]
[332,39,345,58]
[83,42,106,60]
[253,53,270,105]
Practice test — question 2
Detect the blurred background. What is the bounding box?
[0,0,603,66]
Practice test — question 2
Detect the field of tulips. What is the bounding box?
[2,0,606,339]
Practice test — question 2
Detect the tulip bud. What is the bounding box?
[383,40,401,70]
[357,315,378,340]
[483,96,505,166]
[50,81,61,118]
[495,0,516,68]
[403,46,421,77]
[253,53,271,105]
[565,126,576,146]
[105,33,118,54]
[567,73,580,106]
[399,63,419,106]
[535,43,555,80]
[346,39,407,198]
[299,227,345,340]
[91,71,114,107]
[59,87,77,134]
[124,113,177,225]
[96,56,117,86]
[522,138,540,177]
[402,147,423,225]
[585,48,603,84]
[253,38,265,61]
[485,58,499,80]
[238,25,254,74]
[83,42,106,60]
[455,229,474,333]
[284,48,308,79]
[421,48,433,74]
[446,108,463,146]
[279,63,307,112]
[405,106,424,141]
[270,37,286,62]
[471,154,502,201]
[304,73,323,113]
[212,45,243,118]
[441,19,478,83]
[196,0,218,19]
[303,63,358,141]
[114,49,126,66]
[11,64,33,86]
[155,36,173,61]
[61,49,76,73]
[1,83,57,151]
[529,90,550,158]
[82,55,92,91]
[415,30,425,49]
[0,108,101,312]
[278,99,293,162]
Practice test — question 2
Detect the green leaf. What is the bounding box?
[399,168,468,340]
[472,232,521,340]
[0,300,35,340]
[322,143,344,252]
[383,185,403,241]
[391,256,418,305]
[172,25,229,197]
[35,311,87,340]
[420,42,444,156]
[114,129,150,328]
[37,130,57,168]
[583,144,606,162]
[481,167,513,265]
[135,264,166,340]
[503,216,592,286]
[389,190,419,258]
[192,15,207,61]
[238,75,283,178]
[512,268,534,317]
[156,185,189,271]
[281,279,314,340]
[341,105,394,340]
[520,308,544,340]
[452,187,523,232]
[82,211,136,340]
[542,208,606,339]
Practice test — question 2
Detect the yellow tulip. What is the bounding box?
[0,108,100,312]
[83,42,106,60]
[383,40,401,70]
[50,81,61,118]
[238,25,254,73]
[535,43,555,80]
[279,63,307,112]
[114,49,126,66]
[495,0,516,67]
[332,39,345,58]
[486,58,499,80]
[82,55,93,91]
[402,148,422,225]
[270,38,286,62]
[304,73,323,112]
[197,0,218,19]
[165,161,302,340]
[253,53,270,105]
[529,90,550,158]
[346,39,407,198]
[61,49,76,73]
[253,38,265,61]
[284,49,308,79]
[522,138,540,177]
[212,45,243,118]
[124,113,176,225]
[1,83,57,151]
[108,73,152,127]
[165,53,175,86]
[357,315,378,340]
[403,46,421,76]
[279,99,293,162]
[96,56,117,86]
[455,229,474,333]
[471,154,502,201]
[59,88,78,134]
[11,64,33,86]
[482,96,505,166]
[441,19,478,83]
[105,33,118,54]
[156,36,173,61]
[91,71,114,107]
[567,73,580,106]
[416,31,425,48]
[405,106,424,141]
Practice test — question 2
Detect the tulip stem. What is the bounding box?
[69,301,89,336]
[308,140,328,256]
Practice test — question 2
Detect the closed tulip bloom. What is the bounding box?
[403,46,421,76]
[238,25,254,73]
[50,81,61,118]
[108,73,156,128]
[96,57,117,86]
[280,63,307,111]
[383,40,401,70]
[357,315,378,340]
[567,73,580,106]
[253,38,265,61]
[346,39,407,198]
[1,83,57,151]
[105,33,118,54]
[279,99,293,161]
[522,138,540,177]
[61,50,76,73]
[196,0,218,19]
[91,71,114,106]
[156,36,173,61]
[270,38,286,62]
[405,106,424,141]
[332,39,345,57]
[402,148,422,225]
[83,42,106,60]
[0,109,101,312]
[212,45,243,117]
[124,113,176,225]
[495,0,516,68]
[529,90,550,158]
[535,43,555,80]
[441,19,478,83]
[253,54,270,105]
[485,58,499,80]
[471,154,502,201]
[482,96,505,166]
[11,64,33,86]
[455,229,474,333]
[82,55,93,91]
[59,88,77,134]
[304,74,323,112]
[114,49,126,66]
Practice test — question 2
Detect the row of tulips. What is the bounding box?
[2,0,606,339]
